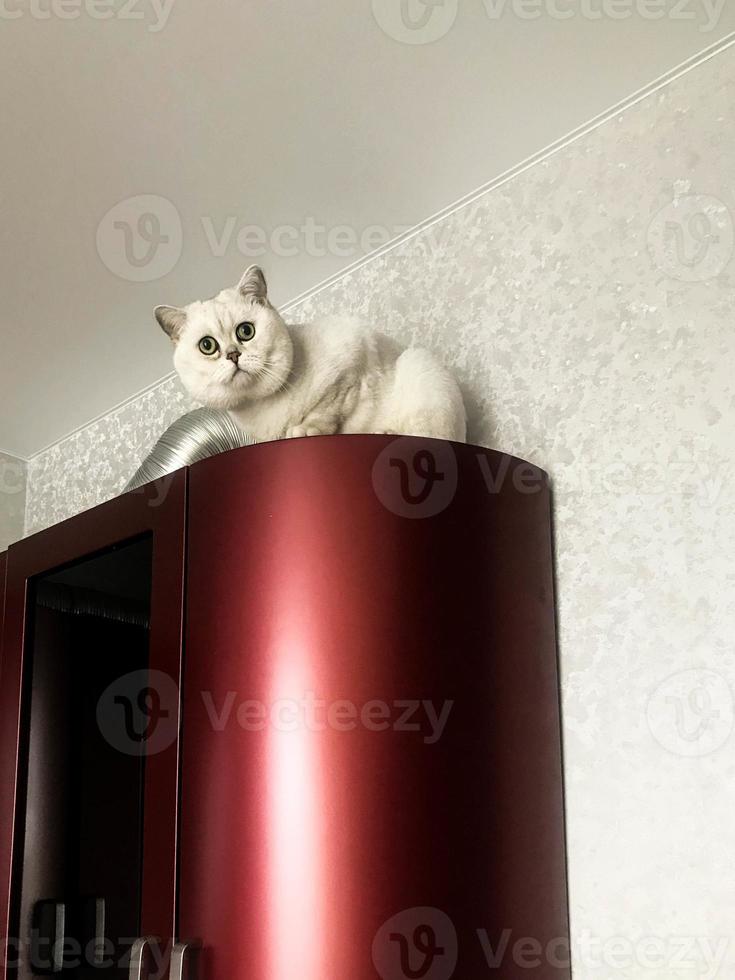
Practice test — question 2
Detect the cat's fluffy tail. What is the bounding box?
[387,348,466,442]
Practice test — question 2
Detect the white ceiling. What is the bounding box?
[2,2,734,458]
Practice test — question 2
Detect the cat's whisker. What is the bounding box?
[252,363,293,394]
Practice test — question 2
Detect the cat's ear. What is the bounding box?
[155,305,186,340]
[237,265,268,302]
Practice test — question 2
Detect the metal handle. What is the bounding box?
[169,941,202,980]
[77,896,106,967]
[30,900,66,974]
[129,937,160,980]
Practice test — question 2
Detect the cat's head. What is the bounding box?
[155,266,292,409]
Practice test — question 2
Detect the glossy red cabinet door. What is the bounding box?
[0,474,187,979]
[0,553,6,671]
[180,436,569,980]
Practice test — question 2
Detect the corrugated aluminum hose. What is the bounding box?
[124,408,257,492]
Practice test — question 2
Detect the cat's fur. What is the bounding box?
[155,266,466,442]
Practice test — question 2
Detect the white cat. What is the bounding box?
[155,266,466,443]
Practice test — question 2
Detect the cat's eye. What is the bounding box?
[236,321,256,343]
[198,336,219,356]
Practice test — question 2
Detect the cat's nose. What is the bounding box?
[226,348,241,364]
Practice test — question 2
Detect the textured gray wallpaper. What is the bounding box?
[0,452,26,552]
[23,48,735,975]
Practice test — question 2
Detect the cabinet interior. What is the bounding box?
[13,537,153,980]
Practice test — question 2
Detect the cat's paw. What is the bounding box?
[287,424,329,438]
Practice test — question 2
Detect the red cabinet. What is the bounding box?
[0,437,569,980]
[0,552,6,670]
[0,474,186,980]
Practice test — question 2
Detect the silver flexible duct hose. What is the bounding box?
[124,408,257,492]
